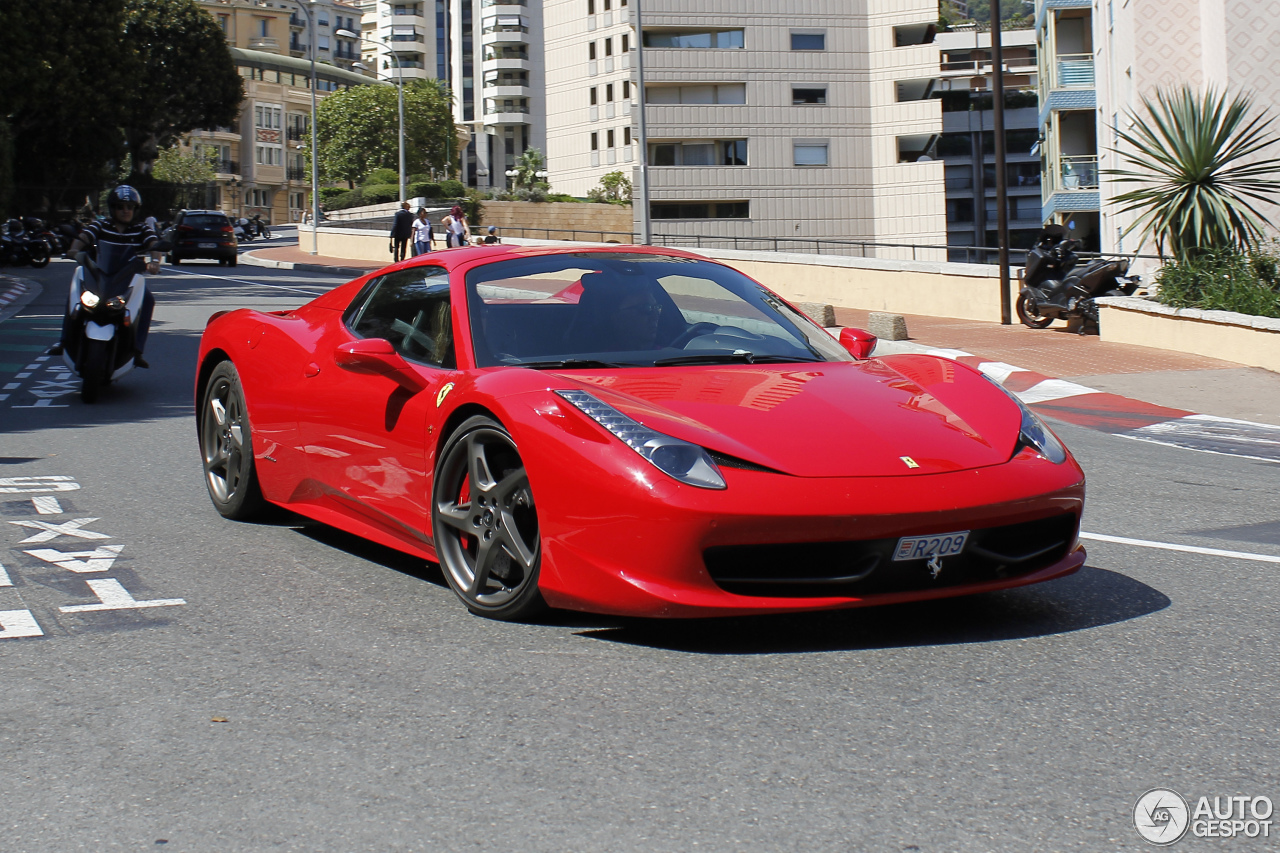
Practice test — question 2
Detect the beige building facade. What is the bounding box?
[183,0,370,224]
[1038,0,1280,255]
[541,0,947,256]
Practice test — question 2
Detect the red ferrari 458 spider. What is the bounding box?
[196,245,1086,620]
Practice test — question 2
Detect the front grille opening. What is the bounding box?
[704,513,1077,598]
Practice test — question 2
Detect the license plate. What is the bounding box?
[893,531,969,561]
[198,242,217,248]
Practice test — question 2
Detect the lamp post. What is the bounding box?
[337,28,406,203]
[632,0,651,245]
[294,0,321,254]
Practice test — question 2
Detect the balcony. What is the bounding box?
[287,167,307,181]
[215,159,240,176]
[248,37,279,51]
[1053,53,1095,88]
[286,127,307,141]
[1057,155,1098,190]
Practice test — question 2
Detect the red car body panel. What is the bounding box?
[197,245,1086,618]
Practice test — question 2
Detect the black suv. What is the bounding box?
[162,210,237,266]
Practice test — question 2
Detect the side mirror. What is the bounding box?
[839,327,877,360]
[335,338,427,393]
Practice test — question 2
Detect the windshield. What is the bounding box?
[466,253,853,368]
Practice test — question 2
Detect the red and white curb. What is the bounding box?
[0,279,29,311]
[880,342,1280,464]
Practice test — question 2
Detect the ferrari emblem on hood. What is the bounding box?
[436,382,455,407]
[900,456,920,468]
[927,555,943,580]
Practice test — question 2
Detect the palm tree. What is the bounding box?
[1109,86,1280,258]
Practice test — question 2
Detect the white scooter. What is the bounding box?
[62,250,148,403]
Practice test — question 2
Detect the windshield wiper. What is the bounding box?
[514,358,630,369]
[653,352,821,366]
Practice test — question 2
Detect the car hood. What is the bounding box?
[554,355,1022,477]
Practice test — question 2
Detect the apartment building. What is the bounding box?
[1037,0,1280,255]
[934,26,1042,261]
[357,0,547,189]
[187,0,370,223]
[542,0,946,254]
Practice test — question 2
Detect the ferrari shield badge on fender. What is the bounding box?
[900,456,920,468]
[436,382,455,408]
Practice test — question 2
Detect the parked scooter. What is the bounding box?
[0,218,51,268]
[1017,224,1140,334]
[61,250,148,403]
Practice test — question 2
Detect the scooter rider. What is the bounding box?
[50,185,161,367]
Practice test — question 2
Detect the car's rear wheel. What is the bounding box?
[200,361,266,519]
[432,415,544,620]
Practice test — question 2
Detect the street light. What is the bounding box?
[294,0,320,255]
[336,27,406,203]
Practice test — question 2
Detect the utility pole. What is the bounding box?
[991,0,1011,324]
[633,0,651,244]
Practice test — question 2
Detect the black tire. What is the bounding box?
[1016,293,1054,329]
[432,415,545,621]
[228,256,237,267]
[199,361,267,519]
[169,254,180,265]
[28,243,50,269]
[79,339,109,403]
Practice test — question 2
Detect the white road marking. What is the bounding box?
[3,383,18,391]
[0,609,43,638]
[976,361,1024,383]
[0,476,80,494]
[0,563,11,586]
[25,544,124,573]
[171,270,334,296]
[32,496,63,515]
[1015,378,1100,404]
[10,517,110,544]
[59,579,184,612]
[1080,532,1280,564]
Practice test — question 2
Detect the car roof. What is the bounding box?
[379,243,709,276]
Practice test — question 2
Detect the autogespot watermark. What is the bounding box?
[1133,788,1274,845]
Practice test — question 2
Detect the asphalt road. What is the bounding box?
[1,257,1277,852]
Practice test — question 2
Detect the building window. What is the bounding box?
[588,42,597,60]
[604,37,612,56]
[622,80,630,99]
[621,33,629,52]
[605,83,614,101]
[607,129,615,147]
[646,83,745,105]
[651,201,749,219]
[590,132,598,151]
[649,140,746,166]
[603,0,611,9]
[793,142,829,166]
[218,14,228,32]
[792,87,827,105]
[589,87,597,105]
[790,31,825,50]
[258,18,270,37]
[643,29,743,49]
[624,127,632,145]
[587,0,594,12]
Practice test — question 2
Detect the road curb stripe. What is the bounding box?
[1081,532,1280,563]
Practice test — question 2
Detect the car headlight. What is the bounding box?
[556,389,727,489]
[985,375,1068,464]
[80,290,100,309]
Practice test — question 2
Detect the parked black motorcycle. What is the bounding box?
[0,218,51,268]
[61,250,148,403]
[1017,224,1140,334]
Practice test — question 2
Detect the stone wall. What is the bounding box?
[477,201,634,241]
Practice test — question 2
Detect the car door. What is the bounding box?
[296,265,456,551]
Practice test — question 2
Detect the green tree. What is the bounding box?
[120,0,243,177]
[315,79,458,187]
[0,0,133,215]
[588,170,632,203]
[152,144,217,209]
[511,148,546,190]
[1109,86,1280,258]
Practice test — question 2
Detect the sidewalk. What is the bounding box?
[242,244,1280,431]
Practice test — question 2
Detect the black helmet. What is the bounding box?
[107,185,142,220]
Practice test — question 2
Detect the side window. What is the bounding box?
[346,267,456,368]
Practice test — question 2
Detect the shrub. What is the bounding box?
[318,186,348,204]
[328,188,363,210]
[359,184,400,205]
[463,189,484,225]
[440,179,466,198]
[1155,246,1280,319]
[362,168,398,187]
[546,193,583,203]
[407,181,443,199]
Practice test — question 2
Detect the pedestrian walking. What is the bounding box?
[443,204,470,248]
[390,201,414,261]
[412,207,433,256]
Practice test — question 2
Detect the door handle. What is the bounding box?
[304,362,320,378]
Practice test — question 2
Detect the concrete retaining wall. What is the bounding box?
[1097,296,1280,373]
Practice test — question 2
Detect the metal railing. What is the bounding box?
[1057,155,1099,190]
[1054,53,1095,88]
[287,167,307,181]
[214,159,240,175]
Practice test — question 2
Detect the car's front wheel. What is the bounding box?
[200,361,266,519]
[432,415,544,620]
